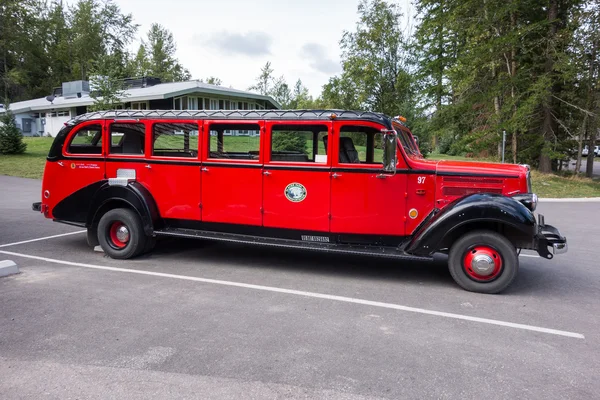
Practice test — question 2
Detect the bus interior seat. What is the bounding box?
[122,133,144,154]
[339,137,360,163]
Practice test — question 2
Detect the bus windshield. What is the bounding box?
[393,123,420,157]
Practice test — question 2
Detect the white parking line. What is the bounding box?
[0,249,584,340]
[0,230,86,249]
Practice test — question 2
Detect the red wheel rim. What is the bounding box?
[109,221,129,249]
[463,246,502,281]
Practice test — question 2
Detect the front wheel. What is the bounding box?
[448,230,518,294]
[97,208,148,259]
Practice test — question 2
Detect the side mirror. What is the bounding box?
[382,131,397,173]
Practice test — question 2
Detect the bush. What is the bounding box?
[0,107,27,155]
[272,132,307,153]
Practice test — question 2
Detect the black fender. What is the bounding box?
[52,180,161,235]
[88,181,161,236]
[405,193,536,256]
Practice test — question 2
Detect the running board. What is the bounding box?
[154,227,432,262]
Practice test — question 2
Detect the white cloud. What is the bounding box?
[300,43,341,74]
[200,31,272,57]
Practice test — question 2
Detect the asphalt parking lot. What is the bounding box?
[1,175,599,399]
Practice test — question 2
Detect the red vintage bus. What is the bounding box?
[33,110,567,293]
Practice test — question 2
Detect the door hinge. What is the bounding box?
[198,203,202,208]
[328,213,332,220]
[404,192,408,198]
[260,207,264,214]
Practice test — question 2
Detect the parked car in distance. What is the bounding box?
[582,145,600,157]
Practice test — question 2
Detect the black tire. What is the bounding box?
[143,236,157,254]
[97,208,147,259]
[86,226,99,248]
[448,230,518,294]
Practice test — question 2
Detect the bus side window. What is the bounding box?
[67,125,103,155]
[153,123,199,158]
[110,123,145,155]
[208,123,260,160]
[338,126,383,164]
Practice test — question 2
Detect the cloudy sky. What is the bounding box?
[100,0,413,96]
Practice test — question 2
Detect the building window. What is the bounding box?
[174,97,182,110]
[48,110,70,117]
[153,123,199,158]
[210,99,218,110]
[131,102,148,110]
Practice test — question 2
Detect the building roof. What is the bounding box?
[67,109,395,129]
[0,80,281,114]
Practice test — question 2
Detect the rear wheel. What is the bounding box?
[448,230,518,294]
[97,208,147,259]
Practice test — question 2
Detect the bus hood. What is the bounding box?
[408,157,527,177]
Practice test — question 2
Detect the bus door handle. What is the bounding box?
[332,173,342,179]
[263,171,272,176]
[145,164,152,169]
[376,174,389,179]
[57,162,64,167]
[201,167,209,172]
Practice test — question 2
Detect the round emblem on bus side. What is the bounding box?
[71,163,76,169]
[284,183,307,203]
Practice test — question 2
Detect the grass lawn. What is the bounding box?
[2,138,599,197]
[0,137,54,179]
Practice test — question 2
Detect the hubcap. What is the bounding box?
[472,254,495,275]
[463,246,502,281]
[116,226,130,243]
[109,222,130,249]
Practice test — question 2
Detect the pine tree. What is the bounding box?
[0,105,27,154]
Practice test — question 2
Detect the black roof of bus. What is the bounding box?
[68,109,399,130]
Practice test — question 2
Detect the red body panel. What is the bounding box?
[405,171,437,235]
[262,120,332,232]
[201,165,263,226]
[43,120,106,219]
[142,119,202,221]
[330,172,407,235]
[143,164,202,221]
[330,120,408,236]
[262,168,331,231]
[200,120,264,226]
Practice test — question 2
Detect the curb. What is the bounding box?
[0,260,19,277]
[538,197,600,202]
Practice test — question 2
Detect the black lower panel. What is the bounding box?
[162,219,407,247]
[154,226,430,262]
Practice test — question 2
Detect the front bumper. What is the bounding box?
[535,214,568,259]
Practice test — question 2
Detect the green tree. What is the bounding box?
[0,104,27,154]
[144,23,191,82]
[204,76,222,86]
[272,132,308,154]
[271,76,292,108]
[88,56,127,111]
[248,61,274,95]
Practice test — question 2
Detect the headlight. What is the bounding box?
[513,193,537,212]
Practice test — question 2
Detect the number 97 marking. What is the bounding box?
[417,176,426,184]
